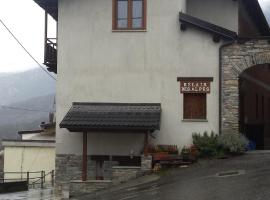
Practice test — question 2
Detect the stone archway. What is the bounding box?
[221,39,270,134]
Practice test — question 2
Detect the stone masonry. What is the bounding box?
[55,154,153,197]
[221,39,270,134]
[54,154,96,197]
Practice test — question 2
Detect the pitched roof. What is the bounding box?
[60,103,161,132]
[242,0,270,36]
[179,12,237,40]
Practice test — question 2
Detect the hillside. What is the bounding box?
[0,68,55,105]
[0,94,55,143]
[0,68,56,146]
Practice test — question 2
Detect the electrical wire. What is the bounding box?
[0,18,56,81]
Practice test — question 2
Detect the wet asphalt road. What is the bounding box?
[78,152,270,200]
[2,152,270,200]
[0,188,54,200]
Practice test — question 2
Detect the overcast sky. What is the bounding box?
[0,0,55,73]
[0,0,269,73]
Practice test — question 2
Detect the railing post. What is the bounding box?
[27,172,29,187]
[40,171,44,189]
[51,170,54,187]
[43,171,46,183]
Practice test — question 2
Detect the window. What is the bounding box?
[183,93,206,120]
[113,0,146,30]
[178,77,213,121]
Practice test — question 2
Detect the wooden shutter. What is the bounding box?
[184,93,206,119]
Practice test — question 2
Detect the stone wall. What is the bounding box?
[69,180,112,197]
[221,39,270,134]
[112,166,142,185]
[54,154,96,197]
[55,154,153,197]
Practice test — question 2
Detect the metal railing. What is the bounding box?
[45,38,57,64]
[0,170,55,189]
[44,38,57,73]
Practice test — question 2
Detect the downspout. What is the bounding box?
[219,40,236,135]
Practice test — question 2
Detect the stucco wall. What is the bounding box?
[4,146,55,181]
[187,0,238,32]
[56,0,227,155]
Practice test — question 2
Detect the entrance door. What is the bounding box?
[239,64,270,149]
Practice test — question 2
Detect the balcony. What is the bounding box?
[44,38,57,73]
[33,0,58,74]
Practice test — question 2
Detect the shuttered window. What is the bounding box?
[183,93,206,119]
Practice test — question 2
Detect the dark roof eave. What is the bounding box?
[61,126,158,133]
[243,0,270,36]
[179,12,238,40]
[33,0,58,21]
[18,130,44,135]
[2,139,55,143]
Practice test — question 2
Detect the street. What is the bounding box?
[1,151,270,200]
[77,151,270,200]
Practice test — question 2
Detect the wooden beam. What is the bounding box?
[144,131,149,156]
[44,11,48,63]
[82,132,87,181]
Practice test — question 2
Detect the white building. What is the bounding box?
[2,118,55,183]
[33,0,270,197]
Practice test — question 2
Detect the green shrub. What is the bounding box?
[218,133,248,154]
[192,131,219,158]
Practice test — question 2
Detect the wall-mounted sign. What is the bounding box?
[177,77,213,94]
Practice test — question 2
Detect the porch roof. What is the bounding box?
[60,102,161,132]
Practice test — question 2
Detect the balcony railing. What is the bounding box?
[44,38,57,73]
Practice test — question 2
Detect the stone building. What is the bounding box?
[33,0,270,197]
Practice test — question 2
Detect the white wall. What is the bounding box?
[56,0,227,155]
[4,146,55,181]
[22,133,55,141]
[187,0,238,32]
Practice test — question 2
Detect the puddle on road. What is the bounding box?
[0,188,55,200]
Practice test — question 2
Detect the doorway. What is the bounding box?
[239,64,270,149]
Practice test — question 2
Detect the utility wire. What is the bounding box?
[1,105,51,113]
[0,18,56,81]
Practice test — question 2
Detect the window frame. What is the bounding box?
[183,93,207,120]
[112,0,147,31]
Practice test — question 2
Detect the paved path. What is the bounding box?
[78,151,270,200]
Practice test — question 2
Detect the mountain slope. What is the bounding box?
[0,68,56,147]
[0,94,55,144]
[0,68,55,105]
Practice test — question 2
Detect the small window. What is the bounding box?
[183,93,206,120]
[113,0,146,30]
